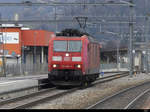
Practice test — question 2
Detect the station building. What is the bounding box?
[0,24,54,74]
[22,29,54,65]
[100,44,148,73]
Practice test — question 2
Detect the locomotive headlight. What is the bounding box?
[52,56,62,61]
[72,57,81,61]
[77,64,81,68]
[65,53,69,57]
[53,64,57,68]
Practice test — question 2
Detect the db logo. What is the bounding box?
[64,57,70,61]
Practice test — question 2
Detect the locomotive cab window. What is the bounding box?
[53,40,67,52]
[53,40,82,52]
[68,41,82,52]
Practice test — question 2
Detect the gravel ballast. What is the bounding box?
[30,73,150,109]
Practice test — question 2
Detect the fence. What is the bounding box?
[100,63,117,70]
[5,63,48,76]
[2,62,129,77]
[100,62,129,72]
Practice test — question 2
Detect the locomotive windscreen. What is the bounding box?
[53,40,82,52]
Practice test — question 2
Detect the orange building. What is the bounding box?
[0,24,55,75]
[0,24,54,65]
[22,30,54,46]
[21,29,54,64]
[0,24,22,57]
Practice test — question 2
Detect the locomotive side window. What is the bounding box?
[88,44,90,51]
[93,44,96,64]
[95,45,97,63]
[68,41,82,52]
[53,40,67,52]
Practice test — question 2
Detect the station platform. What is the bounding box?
[0,74,48,82]
[0,74,48,94]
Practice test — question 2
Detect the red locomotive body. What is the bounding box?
[48,35,101,86]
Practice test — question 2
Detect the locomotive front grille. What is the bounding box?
[49,69,82,81]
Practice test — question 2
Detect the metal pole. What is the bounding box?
[145,0,149,74]
[41,47,44,64]
[55,6,57,33]
[145,16,149,74]
[117,34,123,71]
[117,21,120,71]
[0,2,135,6]
[34,31,37,73]
[129,0,134,77]
[2,27,6,77]
[21,41,24,75]
[0,20,136,24]
[99,23,102,32]
[117,42,119,71]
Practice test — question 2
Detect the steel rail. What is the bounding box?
[13,87,78,109]
[13,72,129,109]
[0,72,129,109]
[94,74,129,85]
[86,79,150,109]
[97,72,128,80]
[0,87,57,108]
[124,88,150,109]
[92,72,129,85]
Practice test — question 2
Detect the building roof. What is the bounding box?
[22,30,54,46]
[1,24,23,28]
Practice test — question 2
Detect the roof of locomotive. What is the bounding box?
[54,35,99,44]
[55,29,99,44]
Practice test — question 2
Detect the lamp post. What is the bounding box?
[145,15,150,74]
[54,6,57,33]
[129,0,134,77]
[144,0,149,75]
[116,34,123,71]
[34,31,37,73]
[21,41,25,75]
[0,32,3,75]
[142,50,146,72]
[0,26,6,77]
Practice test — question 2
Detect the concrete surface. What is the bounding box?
[0,72,121,95]
[0,79,38,94]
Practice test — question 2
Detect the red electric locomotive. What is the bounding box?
[48,31,101,86]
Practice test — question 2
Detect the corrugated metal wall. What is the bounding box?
[22,30,54,46]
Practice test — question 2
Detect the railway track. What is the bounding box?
[0,86,39,101]
[0,87,55,109]
[94,72,129,85]
[87,80,150,109]
[125,88,150,109]
[0,87,79,109]
[0,72,129,109]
